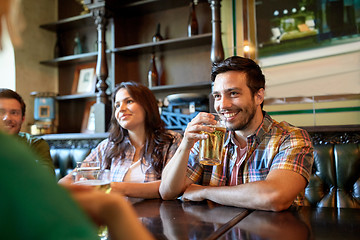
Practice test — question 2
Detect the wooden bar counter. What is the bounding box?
[129,198,360,240]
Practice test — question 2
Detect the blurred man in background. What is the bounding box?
[0,88,55,175]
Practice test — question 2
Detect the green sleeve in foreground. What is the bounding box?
[0,133,99,240]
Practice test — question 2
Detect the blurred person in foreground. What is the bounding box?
[59,81,182,199]
[159,56,314,211]
[0,130,154,240]
[0,0,154,239]
[0,88,55,175]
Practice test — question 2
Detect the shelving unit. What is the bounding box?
[40,0,222,134]
[39,13,93,31]
[40,52,99,66]
[112,33,212,55]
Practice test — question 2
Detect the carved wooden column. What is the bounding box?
[209,0,224,63]
[84,0,111,132]
[94,8,109,104]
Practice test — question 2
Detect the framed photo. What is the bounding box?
[72,63,97,94]
[81,100,96,133]
[39,105,50,118]
[34,97,55,121]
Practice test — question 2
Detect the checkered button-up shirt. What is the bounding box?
[186,111,314,206]
[84,130,182,182]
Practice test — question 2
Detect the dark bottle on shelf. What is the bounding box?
[152,23,163,42]
[148,54,159,88]
[187,0,199,37]
[54,35,63,58]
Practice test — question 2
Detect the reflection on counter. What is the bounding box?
[222,207,360,240]
[131,199,247,240]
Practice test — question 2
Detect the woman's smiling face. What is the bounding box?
[114,88,146,131]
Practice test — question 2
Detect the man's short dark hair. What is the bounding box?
[211,56,266,108]
[0,88,26,116]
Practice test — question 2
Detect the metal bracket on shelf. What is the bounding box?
[161,112,198,131]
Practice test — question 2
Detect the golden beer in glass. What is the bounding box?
[73,169,111,239]
[199,114,226,166]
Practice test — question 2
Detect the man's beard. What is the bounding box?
[226,104,257,131]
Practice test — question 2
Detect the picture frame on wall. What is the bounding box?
[72,63,97,94]
[38,105,50,118]
[81,100,96,133]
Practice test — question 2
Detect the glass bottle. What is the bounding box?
[152,23,163,42]
[187,0,199,37]
[74,33,83,55]
[148,54,159,88]
[54,34,63,58]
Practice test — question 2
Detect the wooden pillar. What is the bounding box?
[93,8,109,104]
[84,0,111,133]
[209,0,224,63]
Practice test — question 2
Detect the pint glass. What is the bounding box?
[199,113,226,166]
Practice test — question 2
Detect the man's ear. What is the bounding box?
[21,115,25,124]
[255,88,265,106]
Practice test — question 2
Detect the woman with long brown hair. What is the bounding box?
[60,82,182,198]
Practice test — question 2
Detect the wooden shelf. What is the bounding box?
[40,50,111,67]
[150,81,212,93]
[55,93,97,101]
[40,52,98,66]
[40,14,94,32]
[40,33,211,66]
[92,0,209,13]
[41,132,109,140]
[55,82,212,100]
[112,33,212,55]
[106,0,203,15]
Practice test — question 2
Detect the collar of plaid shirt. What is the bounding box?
[215,111,271,186]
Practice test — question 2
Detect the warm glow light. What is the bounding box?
[243,45,250,52]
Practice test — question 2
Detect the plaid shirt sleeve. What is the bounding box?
[83,139,110,168]
[186,142,205,184]
[269,124,314,183]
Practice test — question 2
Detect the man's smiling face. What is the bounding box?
[0,98,24,135]
[212,71,258,132]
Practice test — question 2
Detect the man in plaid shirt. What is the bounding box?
[159,56,314,211]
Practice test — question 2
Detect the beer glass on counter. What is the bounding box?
[73,168,111,192]
[73,168,111,239]
[76,161,100,171]
[199,113,226,166]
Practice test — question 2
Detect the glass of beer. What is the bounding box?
[76,161,100,172]
[199,113,226,166]
[72,169,111,192]
[72,169,111,239]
